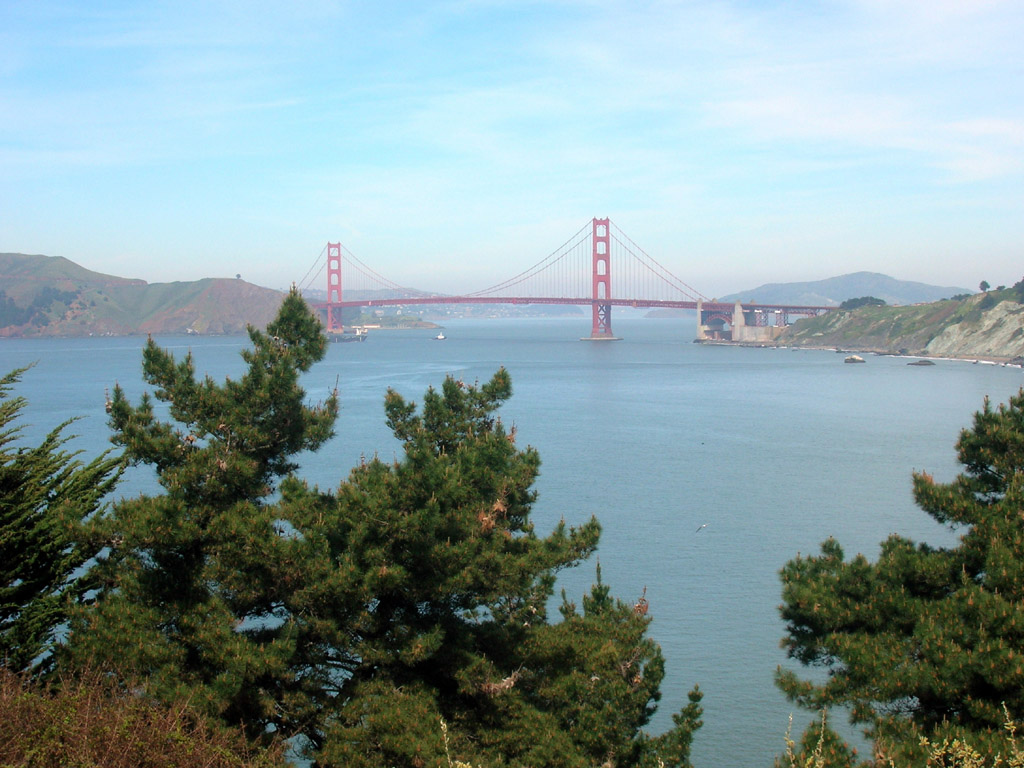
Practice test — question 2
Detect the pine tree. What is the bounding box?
[1,367,121,674]
[70,289,338,740]
[777,387,1024,760]
[281,370,703,767]
[528,573,704,768]
[70,292,702,765]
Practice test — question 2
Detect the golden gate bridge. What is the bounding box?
[298,218,832,341]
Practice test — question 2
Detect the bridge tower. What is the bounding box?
[326,242,343,332]
[588,217,618,340]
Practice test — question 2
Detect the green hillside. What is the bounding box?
[780,283,1024,359]
[0,253,285,336]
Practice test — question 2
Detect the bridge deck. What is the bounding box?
[313,296,832,314]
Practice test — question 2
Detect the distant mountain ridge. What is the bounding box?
[719,271,971,307]
[0,253,285,337]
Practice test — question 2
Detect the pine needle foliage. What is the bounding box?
[1,366,121,675]
[69,289,338,741]
[67,292,701,766]
[777,387,1024,759]
[281,370,703,767]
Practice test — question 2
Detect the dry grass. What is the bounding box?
[781,707,1024,768]
[0,668,285,768]
[440,718,475,768]
[780,711,836,768]
[902,707,1024,768]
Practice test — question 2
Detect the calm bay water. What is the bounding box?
[3,316,1023,767]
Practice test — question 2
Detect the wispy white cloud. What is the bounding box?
[2,0,1022,293]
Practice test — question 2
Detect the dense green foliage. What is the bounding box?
[65,290,700,767]
[1,367,121,674]
[71,288,339,740]
[778,387,1024,762]
[284,373,702,766]
[838,296,886,311]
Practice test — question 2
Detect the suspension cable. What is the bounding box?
[339,244,438,297]
[301,219,708,304]
[465,221,591,297]
[610,221,708,302]
[297,244,328,292]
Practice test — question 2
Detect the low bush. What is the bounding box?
[0,668,284,768]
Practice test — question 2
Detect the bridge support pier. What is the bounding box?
[696,299,787,343]
[326,242,343,333]
[731,301,785,342]
[585,217,621,340]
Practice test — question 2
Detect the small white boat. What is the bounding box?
[844,355,865,364]
[435,332,446,340]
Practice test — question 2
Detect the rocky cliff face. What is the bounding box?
[925,300,1024,358]
[779,293,1024,360]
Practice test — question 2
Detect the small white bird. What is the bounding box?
[695,523,708,533]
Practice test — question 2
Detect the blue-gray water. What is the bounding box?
[3,316,1022,767]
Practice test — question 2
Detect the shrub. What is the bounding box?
[839,297,887,311]
[0,668,285,768]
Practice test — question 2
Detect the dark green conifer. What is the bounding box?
[528,572,704,768]
[71,289,337,740]
[1,367,121,674]
[777,387,1024,760]
[283,370,702,767]
[71,292,701,765]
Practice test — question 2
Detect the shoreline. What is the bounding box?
[697,339,1024,368]
[785,346,1023,368]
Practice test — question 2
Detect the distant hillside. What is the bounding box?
[0,253,285,337]
[719,271,970,307]
[779,286,1024,359]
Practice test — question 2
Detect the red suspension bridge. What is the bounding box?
[298,218,832,341]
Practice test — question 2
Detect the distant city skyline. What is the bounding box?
[2,1,1022,298]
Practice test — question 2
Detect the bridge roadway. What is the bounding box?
[316,296,829,315]
[313,295,833,341]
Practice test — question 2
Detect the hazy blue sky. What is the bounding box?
[2,1,1022,297]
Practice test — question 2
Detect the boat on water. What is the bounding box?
[435,332,446,340]
[844,355,865,364]
[328,327,368,343]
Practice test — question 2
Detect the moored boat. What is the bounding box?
[328,327,368,343]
